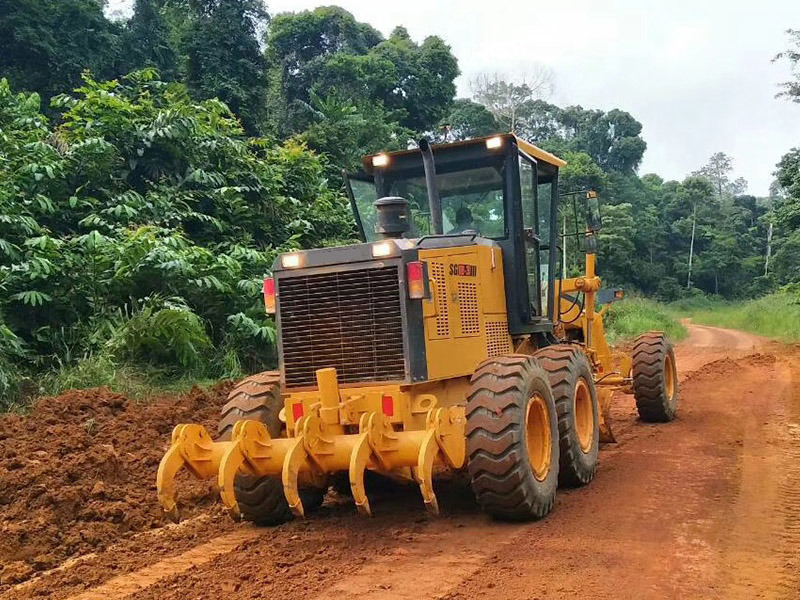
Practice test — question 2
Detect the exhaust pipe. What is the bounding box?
[419,138,443,235]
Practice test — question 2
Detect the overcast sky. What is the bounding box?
[112,0,800,195]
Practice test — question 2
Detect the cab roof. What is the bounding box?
[361,133,567,173]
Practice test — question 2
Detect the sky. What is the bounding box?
[110,0,800,195]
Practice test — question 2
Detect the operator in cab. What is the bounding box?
[448,206,477,234]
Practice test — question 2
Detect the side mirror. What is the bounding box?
[585,191,602,232]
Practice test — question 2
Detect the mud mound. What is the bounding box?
[682,357,740,383]
[742,352,777,368]
[0,383,232,587]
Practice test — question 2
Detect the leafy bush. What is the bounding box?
[107,297,212,370]
[604,298,688,344]
[0,71,356,406]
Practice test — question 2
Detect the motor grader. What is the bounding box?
[157,134,679,524]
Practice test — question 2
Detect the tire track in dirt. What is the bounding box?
[65,528,262,600]
[718,355,800,598]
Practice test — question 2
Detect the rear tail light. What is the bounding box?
[407,261,425,299]
[263,277,275,314]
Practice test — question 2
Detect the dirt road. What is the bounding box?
[2,324,798,599]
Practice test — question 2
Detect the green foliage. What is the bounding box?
[686,290,800,342]
[439,99,499,141]
[604,298,688,344]
[38,353,217,405]
[119,0,179,81]
[1,5,797,408]
[0,72,354,406]
[185,0,269,133]
[266,8,459,136]
[297,91,413,172]
[0,0,121,102]
[107,297,212,369]
[526,101,647,174]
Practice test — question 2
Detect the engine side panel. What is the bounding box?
[419,244,512,381]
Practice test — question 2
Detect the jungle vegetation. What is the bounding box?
[0,2,798,406]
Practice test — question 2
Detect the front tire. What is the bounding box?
[632,333,678,422]
[218,371,324,525]
[466,355,559,521]
[535,345,599,487]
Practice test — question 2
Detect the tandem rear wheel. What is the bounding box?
[632,332,679,422]
[534,345,600,487]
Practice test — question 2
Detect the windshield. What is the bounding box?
[349,165,506,242]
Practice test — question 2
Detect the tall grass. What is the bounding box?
[685,292,800,342]
[604,298,688,344]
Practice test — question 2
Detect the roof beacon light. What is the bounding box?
[372,153,390,167]
[485,136,504,150]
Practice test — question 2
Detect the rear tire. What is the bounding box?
[466,355,559,521]
[218,371,325,525]
[632,333,678,422]
[534,345,599,487]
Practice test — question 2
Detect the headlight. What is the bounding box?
[281,253,303,268]
[371,241,394,258]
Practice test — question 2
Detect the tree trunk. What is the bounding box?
[687,203,696,289]
[764,221,773,276]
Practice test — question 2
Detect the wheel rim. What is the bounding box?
[664,353,676,401]
[574,378,594,453]
[525,393,552,481]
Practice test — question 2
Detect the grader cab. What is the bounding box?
[157,134,679,524]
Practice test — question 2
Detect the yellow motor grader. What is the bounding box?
[157,134,678,524]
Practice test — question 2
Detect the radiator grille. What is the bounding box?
[278,266,406,388]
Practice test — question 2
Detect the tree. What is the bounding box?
[371,27,459,131]
[694,152,733,199]
[0,0,120,101]
[119,0,179,80]
[266,9,458,137]
[774,29,800,103]
[673,177,717,289]
[298,91,412,172]
[184,0,269,134]
[470,67,553,133]
[438,99,499,141]
[771,147,800,285]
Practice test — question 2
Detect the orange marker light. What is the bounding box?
[263,277,276,314]
[407,261,425,299]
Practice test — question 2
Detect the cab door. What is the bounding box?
[519,153,559,324]
[519,155,544,319]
